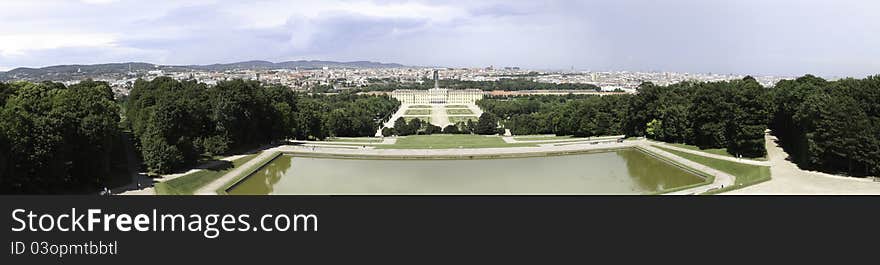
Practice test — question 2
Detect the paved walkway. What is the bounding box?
[384,104,411,128]
[724,133,880,195]
[431,104,450,127]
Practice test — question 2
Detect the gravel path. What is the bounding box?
[432,104,450,127]
[724,133,880,195]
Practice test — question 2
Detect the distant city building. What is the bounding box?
[391,70,483,104]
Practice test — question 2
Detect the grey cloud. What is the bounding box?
[2,0,878,77]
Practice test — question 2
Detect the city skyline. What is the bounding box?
[1,0,879,77]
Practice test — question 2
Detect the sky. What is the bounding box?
[0,0,878,77]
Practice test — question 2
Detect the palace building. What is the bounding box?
[391,70,483,105]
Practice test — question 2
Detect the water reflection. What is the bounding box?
[229,149,705,195]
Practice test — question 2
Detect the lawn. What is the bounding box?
[154,154,259,195]
[667,143,767,161]
[409,105,432,108]
[445,105,469,108]
[655,146,771,193]
[513,135,574,141]
[404,116,431,123]
[446,108,474,115]
[377,134,536,149]
[404,109,431,115]
[327,137,383,143]
[448,116,478,124]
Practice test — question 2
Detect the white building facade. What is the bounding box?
[391,69,484,104]
[391,88,483,104]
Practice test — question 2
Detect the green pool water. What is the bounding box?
[227,149,706,195]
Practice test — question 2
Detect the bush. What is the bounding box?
[442,125,459,134]
[425,124,442,135]
[382,127,395,137]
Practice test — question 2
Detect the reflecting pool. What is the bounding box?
[228,149,705,195]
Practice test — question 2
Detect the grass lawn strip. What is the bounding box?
[667,143,767,161]
[655,146,771,194]
[154,154,259,195]
[446,109,474,115]
[404,116,431,123]
[447,116,477,123]
[404,109,431,115]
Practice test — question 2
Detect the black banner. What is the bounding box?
[1,196,878,264]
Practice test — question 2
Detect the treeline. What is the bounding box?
[479,77,772,157]
[348,78,601,92]
[770,75,880,176]
[127,77,399,173]
[478,94,630,137]
[0,80,122,193]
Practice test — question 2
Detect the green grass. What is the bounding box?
[404,109,431,115]
[409,105,432,108]
[667,143,767,161]
[377,134,536,149]
[216,151,282,195]
[446,109,474,115]
[445,105,469,108]
[513,135,575,141]
[448,116,478,124]
[404,117,431,123]
[154,154,259,195]
[655,146,771,193]
[326,137,383,143]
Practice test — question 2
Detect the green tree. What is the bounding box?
[476,113,499,135]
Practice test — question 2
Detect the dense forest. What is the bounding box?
[479,77,774,158]
[0,80,123,193]
[126,77,399,173]
[770,75,880,176]
[479,94,630,137]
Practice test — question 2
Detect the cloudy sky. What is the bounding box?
[1,0,878,77]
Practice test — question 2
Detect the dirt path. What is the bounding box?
[724,133,880,195]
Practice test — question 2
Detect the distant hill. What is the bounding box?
[0,60,409,81]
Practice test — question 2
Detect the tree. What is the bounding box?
[382,127,395,137]
[476,113,499,135]
[0,81,121,193]
[442,124,460,134]
[425,124,442,135]
[646,119,662,139]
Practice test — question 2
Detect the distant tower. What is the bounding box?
[433,70,439,89]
